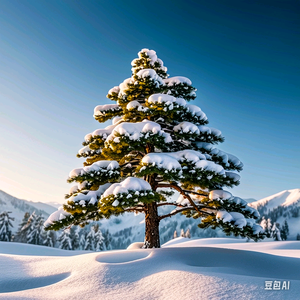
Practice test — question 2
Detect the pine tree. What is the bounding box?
[280,219,289,241]
[272,223,282,241]
[180,229,185,237]
[103,229,112,250]
[297,233,300,241]
[70,226,80,250]
[58,229,72,250]
[79,231,86,250]
[94,224,106,251]
[266,218,272,238]
[14,212,30,243]
[173,230,177,239]
[27,213,46,245]
[185,228,191,238]
[84,227,95,251]
[44,230,56,247]
[45,49,264,248]
[0,211,14,242]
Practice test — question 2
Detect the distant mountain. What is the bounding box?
[250,189,300,239]
[0,190,57,232]
[244,198,257,203]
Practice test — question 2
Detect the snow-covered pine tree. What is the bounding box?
[27,214,46,245]
[79,231,86,250]
[185,228,191,238]
[272,223,282,241]
[44,230,56,247]
[103,229,112,250]
[266,218,273,238]
[44,49,264,248]
[0,211,14,242]
[70,226,80,250]
[173,230,177,239]
[180,229,185,237]
[280,219,289,241]
[93,224,106,251]
[58,229,72,250]
[84,227,95,251]
[14,212,30,243]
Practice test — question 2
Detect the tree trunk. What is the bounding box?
[144,202,160,248]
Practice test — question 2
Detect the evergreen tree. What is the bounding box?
[58,229,72,250]
[173,230,177,239]
[84,227,95,251]
[44,230,56,247]
[297,233,300,241]
[45,49,264,248]
[280,219,289,241]
[14,212,30,243]
[180,229,185,237]
[103,229,112,250]
[0,211,14,242]
[79,231,86,250]
[70,226,80,250]
[94,224,106,251]
[27,214,46,245]
[266,218,273,238]
[185,228,191,238]
[272,223,282,241]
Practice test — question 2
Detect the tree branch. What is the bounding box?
[156,183,202,215]
[159,206,194,220]
[182,189,208,197]
[157,202,181,207]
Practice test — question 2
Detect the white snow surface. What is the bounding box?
[147,93,186,107]
[1,238,300,299]
[209,190,232,201]
[163,76,192,86]
[102,177,151,198]
[93,104,120,116]
[68,160,119,179]
[135,69,164,86]
[141,150,225,176]
[106,120,172,143]
[141,153,181,171]
[84,124,117,142]
[43,206,71,228]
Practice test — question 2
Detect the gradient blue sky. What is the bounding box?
[0,0,299,204]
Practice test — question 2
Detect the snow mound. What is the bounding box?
[0,272,70,293]
[96,250,151,263]
[127,242,144,250]
[0,240,300,299]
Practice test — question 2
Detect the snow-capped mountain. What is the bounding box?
[0,190,57,232]
[250,189,300,239]
[250,189,300,210]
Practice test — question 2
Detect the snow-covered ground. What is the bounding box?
[0,238,299,300]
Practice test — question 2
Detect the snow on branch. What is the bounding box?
[99,178,162,215]
[93,104,123,123]
[195,142,243,171]
[68,160,120,184]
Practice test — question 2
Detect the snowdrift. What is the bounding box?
[0,238,299,300]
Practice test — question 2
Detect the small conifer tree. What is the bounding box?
[27,213,46,245]
[58,229,72,250]
[0,211,14,242]
[14,212,30,243]
[185,228,191,238]
[173,230,177,239]
[45,49,264,248]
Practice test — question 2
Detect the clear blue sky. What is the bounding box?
[0,0,299,203]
